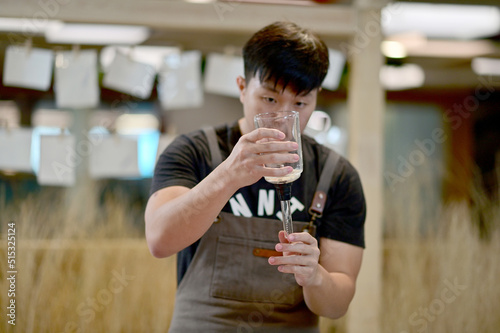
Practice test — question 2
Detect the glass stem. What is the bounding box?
[280,199,293,237]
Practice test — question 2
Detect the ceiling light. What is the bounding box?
[384,32,496,59]
[380,64,425,91]
[471,57,500,76]
[0,17,59,34]
[381,41,407,59]
[382,2,500,40]
[45,22,150,45]
[385,32,427,50]
[407,40,495,59]
[100,46,180,71]
[184,0,216,3]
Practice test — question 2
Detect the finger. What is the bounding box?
[276,231,296,257]
[256,140,299,153]
[277,264,317,279]
[256,152,299,166]
[243,141,298,161]
[275,242,304,258]
[245,128,285,142]
[269,253,315,266]
[257,165,295,179]
[276,242,316,256]
[287,232,318,246]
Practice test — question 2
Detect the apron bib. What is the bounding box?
[168,213,318,332]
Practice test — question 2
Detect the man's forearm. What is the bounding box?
[303,266,356,319]
[145,164,237,258]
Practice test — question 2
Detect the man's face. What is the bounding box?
[237,75,318,135]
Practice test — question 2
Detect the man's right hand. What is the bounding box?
[221,128,299,189]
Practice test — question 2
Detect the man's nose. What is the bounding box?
[278,102,295,111]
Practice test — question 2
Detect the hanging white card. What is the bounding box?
[102,51,156,99]
[38,135,76,186]
[0,128,33,172]
[322,49,346,91]
[158,51,203,110]
[203,53,243,98]
[89,135,140,179]
[304,110,332,141]
[54,49,100,108]
[3,46,54,91]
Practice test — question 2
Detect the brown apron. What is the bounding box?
[167,127,339,332]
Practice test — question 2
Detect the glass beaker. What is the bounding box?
[254,110,303,237]
[254,110,303,185]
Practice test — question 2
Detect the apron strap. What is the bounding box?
[309,150,340,216]
[202,126,222,168]
[303,150,340,236]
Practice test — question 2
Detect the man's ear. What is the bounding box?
[236,76,246,103]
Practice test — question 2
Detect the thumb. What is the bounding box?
[278,230,290,243]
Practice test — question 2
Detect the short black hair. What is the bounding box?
[242,21,329,95]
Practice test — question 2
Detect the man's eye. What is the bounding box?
[264,97,276,103]
[296,102,306,107]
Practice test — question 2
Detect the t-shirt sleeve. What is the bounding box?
[149,132,210,196]
[318,158,366,248]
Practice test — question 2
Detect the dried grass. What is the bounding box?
[0,184,176,333]
[0,170,498,332]
[382,172,500,333]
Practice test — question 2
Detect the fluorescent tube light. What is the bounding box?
[381,41,407,59]
[0,17,59,34]
[380,64,425,91]
[45,22,150,45]
[407,40,496,59]
[471,57,500,76]
[184,0,216,3]
[384,34,496,59]
[382,3,500,40]
[100,46,180,71]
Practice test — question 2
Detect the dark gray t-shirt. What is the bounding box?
[150,122,366,283]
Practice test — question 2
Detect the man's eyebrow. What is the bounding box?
[260,80,313,97]
[298,90,315,98]
[261,81,279,92]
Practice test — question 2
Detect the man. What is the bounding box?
[145,21,366,332]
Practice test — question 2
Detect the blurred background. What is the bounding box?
[0,0,499,332]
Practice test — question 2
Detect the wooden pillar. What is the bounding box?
[66,108,96,209]
[345,7,385,333]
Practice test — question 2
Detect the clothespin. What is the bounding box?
[128,46,135,62]
[105,118,116,134]
[72,44,80,60]
[105,122,119,143]
[59,127,66,139]
[55,50,65,69]
[24,38,33,56]
[164,44,184,68]
[112,126,122,144]
[0,118,10,134]
[223,45,238,58]
[173,43,183,53]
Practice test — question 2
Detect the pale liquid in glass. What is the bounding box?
[265,169,302,184]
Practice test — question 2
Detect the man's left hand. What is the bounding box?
[269,231,321,287]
